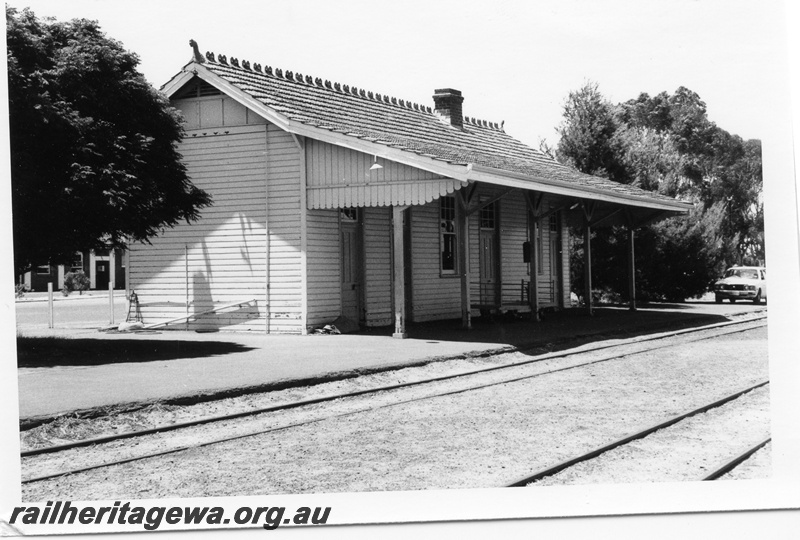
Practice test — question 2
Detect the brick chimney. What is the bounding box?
[432,88,464,128]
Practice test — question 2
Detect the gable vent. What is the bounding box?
[173,78,222,99]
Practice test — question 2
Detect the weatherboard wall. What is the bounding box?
[128,123,269,331]
[305,139,465,209]
[305,207,341,327]
[499,193,529,307]
[264,124,304,333]
[362,206,393,327]
[407,203,459,322]
[129,93,306,333]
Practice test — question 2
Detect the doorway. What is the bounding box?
[478,201,499,306]
[340,208,363,323]
[95,261,110,291]
[548,212,563,306]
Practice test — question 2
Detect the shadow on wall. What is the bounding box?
[17,337,256,368]
[192,271,217,331]
[189,271,262,330]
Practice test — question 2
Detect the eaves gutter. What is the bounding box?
[467,164,693,213]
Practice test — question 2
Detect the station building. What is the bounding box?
[127,42,692,335]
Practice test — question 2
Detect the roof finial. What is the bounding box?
[189,39,205,64]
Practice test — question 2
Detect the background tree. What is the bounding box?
[555,82,628,183]
[7,7,211,275]
[557,82,763,301]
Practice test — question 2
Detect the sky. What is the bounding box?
[6,0,792,150]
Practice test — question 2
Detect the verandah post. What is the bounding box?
[584,221,593,316]
[47,282,54,329]
[392,205,408,338]
[458,190,471,329]
[108,279,115,325]
[628,225,637,311]
[525,192,541,322]
[583,202,595,316]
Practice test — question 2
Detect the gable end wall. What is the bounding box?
[129,95,305,333]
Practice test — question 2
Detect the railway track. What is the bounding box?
[701,437,771,481]
[21,316,768,486]
[505,381,770,487]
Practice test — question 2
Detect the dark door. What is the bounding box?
[548,213,562,306]
[95,261,109,290]
[340,210,363,323]
[479,202,499,306]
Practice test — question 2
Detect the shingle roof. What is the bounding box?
[175,49,687,208]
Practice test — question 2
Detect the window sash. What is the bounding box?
[70,253,84,273]
[440,196,457,274]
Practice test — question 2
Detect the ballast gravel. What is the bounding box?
[528,385,771,485]
[21,324,769,501]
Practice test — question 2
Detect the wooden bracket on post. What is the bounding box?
[632,209,668,229]
[524,192,544,217]
[590,208,623,228]
[465,182,479,207]
[582,201,596,223]
[466,187,515,216]
[623,209,635,229]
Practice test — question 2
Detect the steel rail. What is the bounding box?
[504,380,770,487]
[22,330,767,484]
[700,437,772,481]
[22,316,766,459]
[23,378,770,486]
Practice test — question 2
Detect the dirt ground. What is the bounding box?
[529,385,771,485]
[21,325,769,501]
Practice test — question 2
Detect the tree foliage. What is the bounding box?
[7,7,211,274]
[555,83,628,183]
[63,270,90,295]
[556,82,763,301]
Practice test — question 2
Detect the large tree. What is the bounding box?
[557,82,763,301]
[555,82,628,183]
[7,7,211,275]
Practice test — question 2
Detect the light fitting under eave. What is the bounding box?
[369,155,383,171]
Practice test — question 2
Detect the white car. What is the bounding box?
[714,266,767,304]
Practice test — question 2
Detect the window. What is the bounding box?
[480,201,496,229]
[36,264,51,275]
[340,208,360,222]
[440,196,457,274]
[70,253,83,273]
